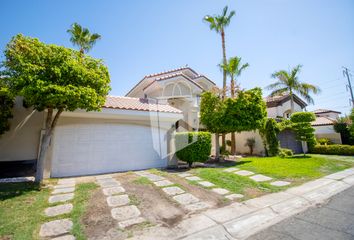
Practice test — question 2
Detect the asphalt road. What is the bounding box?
[248,186,354,240]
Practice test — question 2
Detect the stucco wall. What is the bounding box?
[267,101,303,118]
[314,125,342,144]
[0,98,44,161]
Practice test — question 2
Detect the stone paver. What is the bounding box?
[153,179,174,187]
[54,183,75,189]
[250,174,273,182]
[52,187,75,195]
[48,193,74,204]
[51,235,76,240]
[45,204,73,217]
[144,174,165,182]
[118,217,146,229]
[177,173,193,178]
[184,202,211,211]
[185,176,202,181]
[223,167,239,172]
[107,194,130,207]
[162,186,185,196]
[173,193,200,205]
[212,188,230,195]
[95,175,113,180]
[234,170,255,176]
[98,180,121,188]
[39,219,73,237]
[111,205,141,221]
[270,181,291,187]
[198,181,215,187]
[225,193,244,200]
[57,179,75,185]
[102,186,126,196]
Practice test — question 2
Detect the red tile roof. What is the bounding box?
[104,96,182,113]
[311,116,336,126]
[312,109,341,114]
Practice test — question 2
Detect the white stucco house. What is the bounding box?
[0,66,343,178]
[311,109,342,144]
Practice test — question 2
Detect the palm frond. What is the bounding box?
[266,82,285,91]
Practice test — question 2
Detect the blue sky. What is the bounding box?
[1,0,354,115]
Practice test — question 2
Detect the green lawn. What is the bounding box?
[0,181,97,240]
[190,154,354,199]
[233,154,354,182]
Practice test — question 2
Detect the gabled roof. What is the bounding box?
[264,93,307,108]
[104,96,182,113]
[143,73,204,92]
[311,116,336,126]
[125,66,215,96]
[312,109,341,114]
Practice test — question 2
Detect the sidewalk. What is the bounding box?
[129,168,354,240]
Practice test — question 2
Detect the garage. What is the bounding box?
[51,122,168,177]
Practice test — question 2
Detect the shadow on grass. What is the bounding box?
[0,182,41,201]
[291,155,311,159]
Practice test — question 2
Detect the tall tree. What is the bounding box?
[266,65,320,113]
[67,23,101,54]
[221,57,249,154]
[0,78,14,135]
[204,6,235,151]
[2,34,110,182]
[290,112,316,155]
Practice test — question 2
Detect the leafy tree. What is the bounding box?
[200,91,225,159]
[259,118,280,156]
[333,116,352,145]
[0,79,14,135]
[290,112,316,155]
[67,23,101,54]
[204,6,235,98]
[220,56,249,154]
[2,34,110,182]
[266,65,320,113]
[350,108,354,141]
[200,88,267,158]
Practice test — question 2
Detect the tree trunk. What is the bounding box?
[35,108,63,182]
[221,29,227,99]
[231,132,236,155]
[215,133,220,160]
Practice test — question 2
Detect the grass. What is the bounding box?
[190,154,354,199]
[232,154,354,182]
[133,177,152,185]
[0,182,51,240]
[71,182,98,240]
[0,181,97,240]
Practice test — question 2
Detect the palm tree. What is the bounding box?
[221,56,249,98]
[67,23,101,54]
[266,65,320,113]
[204,6,235,98]
[221,56,249,154]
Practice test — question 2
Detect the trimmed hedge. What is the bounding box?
[278,148,293,158]
[175,132,212,167]
[310,144,354,156]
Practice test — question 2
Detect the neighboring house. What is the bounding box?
[311,109,342,144]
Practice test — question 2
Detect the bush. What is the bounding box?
[278,148,293,158]
[244,138,256,155]
[317,138,333,145]
[310,144,354,156]
[175,132,212,167]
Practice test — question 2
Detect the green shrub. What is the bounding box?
[175,132,212,167]
[317,138,333,145]
[244,138,256,155]
[310,144,354,156]
[278,148,293,158]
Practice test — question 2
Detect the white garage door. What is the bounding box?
[51,123,166,177]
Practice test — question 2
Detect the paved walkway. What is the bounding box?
[40,178,76,240]
[247,185,354,240]
[128,168,354,240]
[95,175,146,229]
[135,171,211,212]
